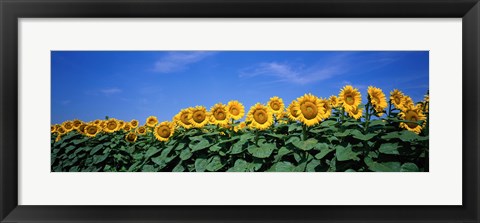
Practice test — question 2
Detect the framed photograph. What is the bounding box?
[1,0,478,222]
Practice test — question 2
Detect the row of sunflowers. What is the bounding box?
[51,85,429,172]
[52,85,428,142]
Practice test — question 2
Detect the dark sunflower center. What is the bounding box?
[131,121,138,127]
[87,126,97,134]
[127,134,136,141]
[253,109,268,124]
[289,107,298,117]
[58,128,65,134]
[230,107,239,116]
[394,97,401,104]
[301,101,318,120]
[406,111,419,128]
[138,128,146,133]
[158,126,171,138]
[148,119,156,125]
[214,109,226,120]
[180,113,190,125]
[346,95,354,105]
[192,110,206,123]
[271,102,280,111]
[107,122,117,130]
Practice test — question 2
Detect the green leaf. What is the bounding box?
[247,143,276,158]
[335,144,360,161]
[206,156,224,172]
[228,159,248,172]
[93,153,109,164]
[194,158,208,172]
[351,129,376,141]
[266,133,285,139]
[364,157,401,172]
[179,148,193,160]
[142,165,156,172]
[231,140,247,154]
[334,129,352,137]
[174,142,186,151]
[145,146,161,158]
[65,145,77,154]
[72,138,88,145]
[381,131,401,140]
[379,143,399,155]
[274,161,296,172]
[288,124,301,132]
[274,147,291,162]
[369,119,386,127]
[399,130,428,142]
[292,138,318,151]
[320,120,337,127]
[209,144,222,152]
[189,139,211,152]
[173,162,185,172]
[285,136,300,145]
[315,145,335,160]
[306,159,321,172]
[401,163,420,172]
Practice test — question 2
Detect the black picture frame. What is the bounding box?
[1,0,479,222]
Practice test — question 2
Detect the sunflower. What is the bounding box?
[246,103,274,130]
[103,119,120,133]
[320,97,332,119]
[286,100,300,121]
[154,121,174,141]
[210,103,230,126]
[368,86,388,113]
[399,104,426,134]
[267,96,284,115]
[136,126,147,135]
[294,94,325,126]
[62,121,74,132]
[72,119,83,129]
[130,119,139,128]
[234,122,247,132]
[77,123,87,134]
[174,109,193,129]
[125,132,137,143]
[188,106,210,128]
[348,106,363,120]
[338,85,362,112]
[402,96,414,111]
[51,125,57,133]
[329,95,339,108]
[118,120,126,129]
[56,126,67,135]
[390,89,405,110]
[146,116,158,127]
[226,100,245,120]
[123,123,132,132]
[84,124,100,137]
[93,120,101,126]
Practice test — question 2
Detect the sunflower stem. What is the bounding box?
[388,100,392,118]
[302,124,307,141]
[364,103,370,132]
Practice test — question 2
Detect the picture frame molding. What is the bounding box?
[1,0,479,222]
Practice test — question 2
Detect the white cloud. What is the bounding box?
[153,52,215,73]
[100,88,122,95]
[239,62,341,85]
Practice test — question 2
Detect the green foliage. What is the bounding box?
[51,109,428,172]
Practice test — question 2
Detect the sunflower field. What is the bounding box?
[51,85,429,172]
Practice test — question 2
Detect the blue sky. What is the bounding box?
[51,51,429,124]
